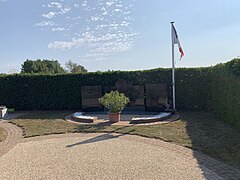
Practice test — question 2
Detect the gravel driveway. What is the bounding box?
[0,133,223,180]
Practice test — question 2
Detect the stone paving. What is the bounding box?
[0,121,240,179]
[65,112,181,126]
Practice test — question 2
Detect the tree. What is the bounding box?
[65,60,87,73]
[21,59,65,74]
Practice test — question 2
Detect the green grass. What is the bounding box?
[11,111,240,169]
[12,111,77,137]
[0,126,7,142]
[18,111,74,119]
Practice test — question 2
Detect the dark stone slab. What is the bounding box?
[145,84,168,112]
[81,86,102,112]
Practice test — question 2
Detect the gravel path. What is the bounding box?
[0,120,240,180]
[0,132,229,180]
[0,121,22,157]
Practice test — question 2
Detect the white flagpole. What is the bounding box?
[171,22,176,110]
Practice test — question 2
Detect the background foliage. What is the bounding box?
[21,59,65,74]
[65,60,88,73]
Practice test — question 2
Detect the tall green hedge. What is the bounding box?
[0,67,211,111]
[175,68,211,110]
[211,59,240,128]
[1,59,239,128]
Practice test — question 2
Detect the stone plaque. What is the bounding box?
[81,86,102,111]
[103,80,145,111]
[145,84,168,111]
[117,80,145,110]
[126,85,144,106]
[103,86,116,94]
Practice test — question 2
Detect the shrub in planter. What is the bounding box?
[99,91,129,122]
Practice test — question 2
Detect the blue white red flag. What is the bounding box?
[172,24,184,60]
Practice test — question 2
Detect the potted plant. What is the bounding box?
[99,91,129,122]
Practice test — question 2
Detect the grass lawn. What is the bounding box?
[0,126,7,142]
[11,111,240,169]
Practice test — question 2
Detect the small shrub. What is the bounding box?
[99,91,130,113]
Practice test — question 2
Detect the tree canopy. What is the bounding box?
[21,59,65,74]
[65,60,87,73]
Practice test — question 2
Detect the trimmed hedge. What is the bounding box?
[225,58,240,77]
[0,67,211,111]
[211,61,240,128]
[175,68,211,110]
[1,59,239,128]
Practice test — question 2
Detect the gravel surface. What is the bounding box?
[0,133,222,180]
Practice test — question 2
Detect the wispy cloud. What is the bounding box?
[48,38,82,50]
[34,20,55,27]
[59,7,71,15]
[48,2,62,9]
[42,11,56,19]
[52,27,65,31]
[38,0,138,60]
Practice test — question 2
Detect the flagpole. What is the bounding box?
[171,22,176,110]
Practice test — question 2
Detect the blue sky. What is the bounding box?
[0,0,240,73]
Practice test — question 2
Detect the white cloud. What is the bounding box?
[34,20,55,27]
[40,0,138,60]
[102,11,108,16]
[52,27,65,31]
[42,11,56,19]
[91,16,103,22]
[74,4,80,8]
[91,41,133,54]
[106,1,115,7]
[59,7,71,15]
[81,1,87,7]
[48,38,84,50]
[49,32,118,50]
[42,2,70,19]
[116,4,123,8]
[48,2,62,9]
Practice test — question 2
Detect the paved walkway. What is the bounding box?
[0,122,240,179]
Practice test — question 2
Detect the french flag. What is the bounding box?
[172,24,184,60]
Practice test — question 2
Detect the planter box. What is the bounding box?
[108,112,120,123]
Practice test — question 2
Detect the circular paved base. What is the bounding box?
[0,133,222,180]
[66,112,180,126]
[84,111,159,121]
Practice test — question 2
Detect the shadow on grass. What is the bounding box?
[66,133,124,147]
[66,125,135,147]
[183,111,240,178]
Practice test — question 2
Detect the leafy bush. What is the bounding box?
[99,91,130,113]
